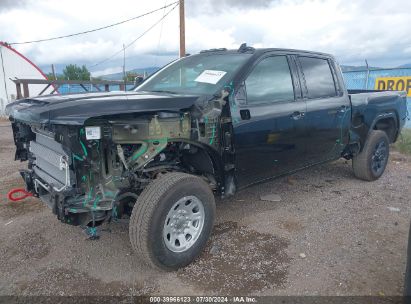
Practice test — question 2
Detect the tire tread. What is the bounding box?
[129,172,213,269]
[352,130,389,181]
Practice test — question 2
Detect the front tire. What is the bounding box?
[352,130,390,181]
[129,172,215,270]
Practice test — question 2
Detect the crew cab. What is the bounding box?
[6,44,408,270]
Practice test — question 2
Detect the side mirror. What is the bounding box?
[234,82,247,105]
[134,76,144,86]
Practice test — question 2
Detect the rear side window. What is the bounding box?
[245,56,294,104]
[299,57,337,99]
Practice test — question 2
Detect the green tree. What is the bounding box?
[62,64,91,81]
[46,72,64,80]
[123,72,141,82]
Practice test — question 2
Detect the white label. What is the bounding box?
[85,127,101,140]
[194,70,227,84]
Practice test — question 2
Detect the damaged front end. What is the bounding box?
[6,50,251,228]
[10,100,228,227]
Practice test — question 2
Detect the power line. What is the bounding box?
[89,3,178,70]
[153,0,169,67]
[7,2,178,45]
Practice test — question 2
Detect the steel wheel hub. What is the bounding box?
[163,195,205,253]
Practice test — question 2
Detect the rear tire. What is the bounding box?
[352,130,390,181]
[129,172,215,270]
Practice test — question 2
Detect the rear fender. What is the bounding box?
[350,111,399,154]
[369,112,399,143]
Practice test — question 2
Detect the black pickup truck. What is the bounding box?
[6,44,408,270]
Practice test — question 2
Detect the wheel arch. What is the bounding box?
[348,111,399,156]
[177,140,226,193]
[369,112,399,144]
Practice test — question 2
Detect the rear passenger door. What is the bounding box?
[297,56,351,164]
[232,54,308,187]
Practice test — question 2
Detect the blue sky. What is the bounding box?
[1,0,411,76]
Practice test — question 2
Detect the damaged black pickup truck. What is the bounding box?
[6,45,408,270]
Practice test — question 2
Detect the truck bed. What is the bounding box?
[347,89,408,147]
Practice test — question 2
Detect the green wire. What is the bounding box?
[73,154,83,161]
[209,125,216,145]
[73,128,88,161]
[79,140,88,157]
[93,195,100,209]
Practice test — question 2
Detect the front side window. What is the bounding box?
[136,53,252,95]
[299,56,337,99]
[245,56,294,104]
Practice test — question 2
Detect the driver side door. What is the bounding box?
[232,54,309,188]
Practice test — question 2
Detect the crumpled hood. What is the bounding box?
[5,91,200,125]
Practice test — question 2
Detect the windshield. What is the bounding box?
[136,53,252,95]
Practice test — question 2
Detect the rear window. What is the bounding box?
[299,57,337,99]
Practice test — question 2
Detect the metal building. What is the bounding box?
[0,42,52,115]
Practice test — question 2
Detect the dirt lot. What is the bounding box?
[0,120,410,296]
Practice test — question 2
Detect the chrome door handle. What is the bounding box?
[240,109,251,120]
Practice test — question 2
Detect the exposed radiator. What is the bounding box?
[29,132,73,189]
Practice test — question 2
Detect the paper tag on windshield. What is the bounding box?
[195,70,227,84]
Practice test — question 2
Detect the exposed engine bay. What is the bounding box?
[10,91,234,228]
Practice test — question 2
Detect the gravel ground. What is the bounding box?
[0,120,410,296]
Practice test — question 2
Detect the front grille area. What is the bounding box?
[29,132,73,189]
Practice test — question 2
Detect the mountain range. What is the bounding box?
[340,65,382,72]
[98,67,159,80]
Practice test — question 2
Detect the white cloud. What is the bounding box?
[1,0,411,74]
[0,0,27,12]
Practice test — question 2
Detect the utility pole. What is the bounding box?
[365,59,370,90]
[51,64,57,80]
[123,43,126,91]
[179,0,185,58]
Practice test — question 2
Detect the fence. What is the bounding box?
[342,68,411,128]
[57,84,135,94]
[11,79,135,100]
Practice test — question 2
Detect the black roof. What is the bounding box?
[199,44,333,58]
